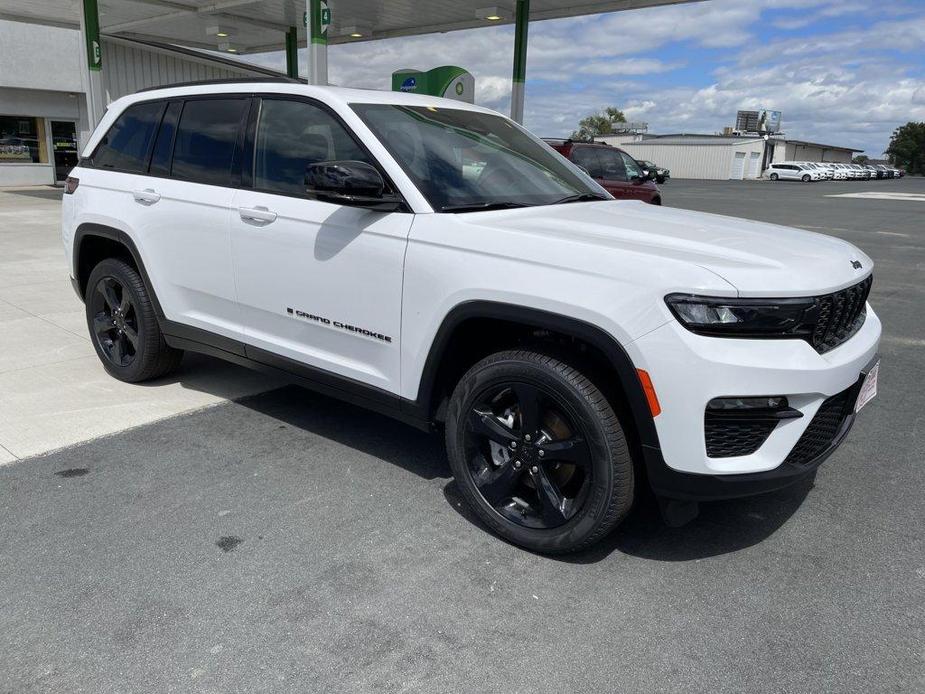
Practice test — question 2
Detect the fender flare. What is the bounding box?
[411,300,661,452]
[73,223,166,319]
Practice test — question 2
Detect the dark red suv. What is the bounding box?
[544,139,661,205]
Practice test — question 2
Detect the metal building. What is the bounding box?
[770,139,860,166]
[598,133,861,180]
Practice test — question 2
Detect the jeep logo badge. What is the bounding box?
[851,260,863,269]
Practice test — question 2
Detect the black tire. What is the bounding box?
[769,173,779,181]
[85,258,183,382]
[445,349,634,554]
[801,174,811,182]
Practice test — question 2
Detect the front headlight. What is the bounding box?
[665,294,817,338]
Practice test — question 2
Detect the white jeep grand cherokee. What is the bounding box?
[62,81,880,554]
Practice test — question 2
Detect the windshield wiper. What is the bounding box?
[549,193,610,205]
[439,201,533,213]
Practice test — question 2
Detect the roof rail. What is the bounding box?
[136,76,303,93]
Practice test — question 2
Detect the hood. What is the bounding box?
[463,200,872,297]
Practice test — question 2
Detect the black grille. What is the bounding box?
[810,276,872,353]
[784,389,853,465]
[705,417,777,458]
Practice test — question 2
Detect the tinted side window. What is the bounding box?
[171,98,248,186]
[253,98,373,195]
[91,101,164,172]
[149,101,182,176]
[599,149,627,181]
[570,147,603,178]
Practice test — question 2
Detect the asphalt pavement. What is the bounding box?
[1,177,923,693]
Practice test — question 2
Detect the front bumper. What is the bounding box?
[627,306,881,499]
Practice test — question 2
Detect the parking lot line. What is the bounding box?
[826,191,925,201]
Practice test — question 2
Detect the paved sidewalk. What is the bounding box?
[0,187,283,461]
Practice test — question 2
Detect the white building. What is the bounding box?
[0,20,284,187]
[598,133,861,180]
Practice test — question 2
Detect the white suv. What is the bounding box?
[62,82,881,553]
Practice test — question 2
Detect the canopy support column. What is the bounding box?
[79,0,106,138]
[285,26,299,78]
[510,0,530,124]
[307,0,328,85]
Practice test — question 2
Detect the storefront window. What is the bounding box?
[0,116,48,164]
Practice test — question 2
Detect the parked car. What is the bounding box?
[636,159,670,184]
[62,81,880,553]
[799,162,835,180]
[875,164,895,179]
[833,163,862,180]
[793,161,847,180]
[824,163,849,180]
[783,161,827,179]
[766,162,824,182]
[851,164,872,180]
[543,139,661,204]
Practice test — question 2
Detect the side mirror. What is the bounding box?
[305,160,402,211]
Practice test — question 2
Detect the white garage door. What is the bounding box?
[730,151,746,179]
[747,151,761,178]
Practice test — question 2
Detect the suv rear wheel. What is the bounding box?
[85,258,183,382]
[445,349,634,554]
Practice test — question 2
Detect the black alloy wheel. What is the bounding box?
[465,381,593,529]
[446,350,634,554]
[84,257,183,382]
[89,275,139,367]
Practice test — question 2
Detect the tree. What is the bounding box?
[571,106,626,141]
[886,122,925,175]
[852,155,869,165]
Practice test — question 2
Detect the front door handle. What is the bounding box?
[238,206,277,225]
[132,188,160,205]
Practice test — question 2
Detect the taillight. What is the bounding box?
[64,176,79,194]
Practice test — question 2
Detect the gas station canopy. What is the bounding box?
[1,1,701,53]
[0,0,704,127]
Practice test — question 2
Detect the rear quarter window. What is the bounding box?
[90,101,164,173]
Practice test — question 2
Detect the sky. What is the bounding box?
[242,0,925,157]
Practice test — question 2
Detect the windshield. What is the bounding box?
[351,103,607,212]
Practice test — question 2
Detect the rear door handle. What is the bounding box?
[132,188,160,205]
[238,206,277,225]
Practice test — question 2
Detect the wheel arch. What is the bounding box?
[412,301,661,453]
[73,224,165,319]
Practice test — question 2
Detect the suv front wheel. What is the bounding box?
[445,349,634,554]
[85,258,183,382]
